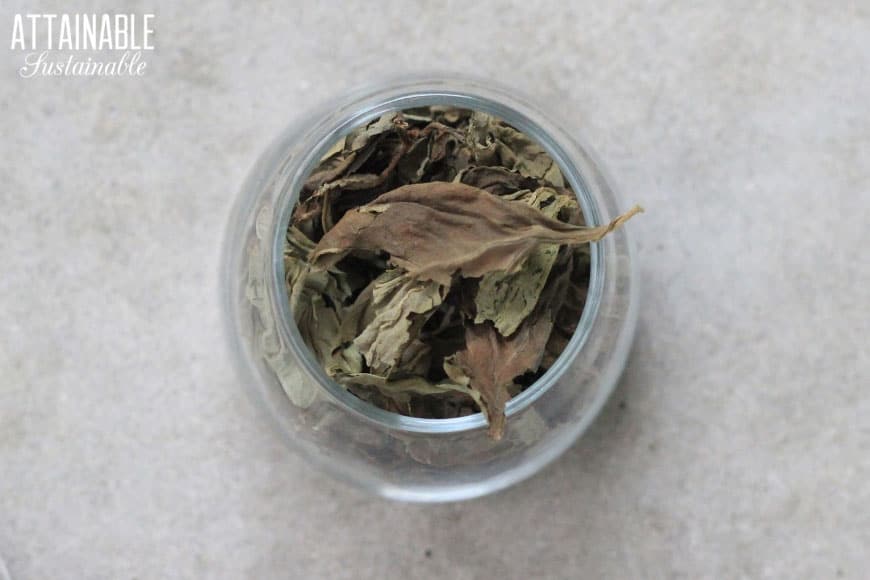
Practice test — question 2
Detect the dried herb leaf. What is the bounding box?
[335,371,474,399]
[353,270,444,377]
[454,165,542,196]
[285,258,360,377]
[444,316,553,440]
[293,112,409,228]
[474,188,579,335]
[468,111,565,186]
[310,181,641,285]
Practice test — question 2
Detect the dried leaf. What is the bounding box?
[467,111,565,186]
[301,113,401,195]
[454,165,541,196]
[310,181,641,285]
[444,317,553,440]
[397,122,466,184]
[335,371,474,399]
[293,112,409,227]
[353,269,445,377]
[337,371,478,418]
[286,258,360,376]
[474,188,579,335]
[543,245,590,368]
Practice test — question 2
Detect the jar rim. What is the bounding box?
[269,77,605,435]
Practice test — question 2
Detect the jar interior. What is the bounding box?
[270,92,605,435]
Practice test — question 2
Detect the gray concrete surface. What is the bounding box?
[1,1,868,578]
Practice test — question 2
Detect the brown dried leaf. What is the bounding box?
[454,165,542,196]
[310,181,641,285]
[397,123,465,183]
[293,113,409,227]
[444,317,553,440]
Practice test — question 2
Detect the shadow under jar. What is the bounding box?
[221,76,638,502]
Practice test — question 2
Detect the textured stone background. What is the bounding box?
[1,1,868,578]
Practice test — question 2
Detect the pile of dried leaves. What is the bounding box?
[286,107,640,439]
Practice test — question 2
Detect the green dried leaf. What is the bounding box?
[346,112,406,151]
[467,111,565,186]
[474,188,579,335]
[336,371,478,418]
[335,371,474,398]
[284,253,361,375]
[353,269,445,377]
[543,245,590,368]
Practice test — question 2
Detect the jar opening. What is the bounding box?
[270,87,605,435]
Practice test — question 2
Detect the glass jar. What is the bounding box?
[221,76,638,502]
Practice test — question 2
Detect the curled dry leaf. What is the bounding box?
[467,111,565,186]
[310,181,641,286]
[352,270,444,377]
[293,112,411,229]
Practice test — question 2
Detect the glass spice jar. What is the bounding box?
[221,75,638,502]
